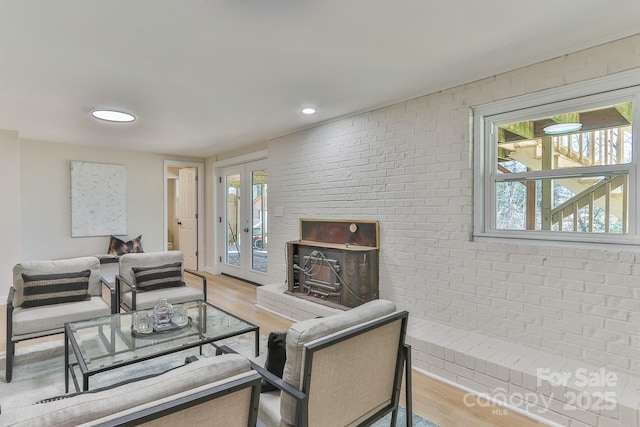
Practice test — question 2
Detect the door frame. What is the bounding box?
[213,150,267,277]
[163,160,205,270]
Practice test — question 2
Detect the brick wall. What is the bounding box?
[266,34,640,377]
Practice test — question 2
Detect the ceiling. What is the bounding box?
[2,1,640,158]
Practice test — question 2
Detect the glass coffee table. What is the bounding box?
[64,300,259,392]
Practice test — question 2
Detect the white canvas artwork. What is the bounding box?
[71,161,127,237]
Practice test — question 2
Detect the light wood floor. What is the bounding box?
[1,273,544,427]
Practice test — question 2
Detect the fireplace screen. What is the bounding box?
[299,253,341,295]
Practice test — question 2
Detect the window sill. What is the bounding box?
[473,231,640,250]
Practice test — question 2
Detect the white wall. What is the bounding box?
[0,138,207,300]
[0,130,22,299]
[204,157,217,273]
[266,34,640,377]
[19,139,204,262]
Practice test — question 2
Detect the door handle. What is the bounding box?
[243,227,249,233]
[177,221,182,226]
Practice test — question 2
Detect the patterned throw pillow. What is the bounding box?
[132,262,185,291]
[21,270,91,308]
[108,235,144,256]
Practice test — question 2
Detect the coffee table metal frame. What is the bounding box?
[64,299,259,392]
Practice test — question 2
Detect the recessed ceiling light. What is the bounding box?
[301,107,316,115]
[543,122,583,135]
[91,109,135,123]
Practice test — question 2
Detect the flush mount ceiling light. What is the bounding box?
[301,107,316,115]
[543,122,583,135]
[91,109,135,123]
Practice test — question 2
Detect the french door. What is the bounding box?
[219,160,268,284]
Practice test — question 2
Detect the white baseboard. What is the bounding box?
[254,303,298,322]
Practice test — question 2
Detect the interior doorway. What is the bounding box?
[164,160,204,271]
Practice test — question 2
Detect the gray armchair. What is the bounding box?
[223,299,412,427]
[115,251,207,311]
[6,256,116,382]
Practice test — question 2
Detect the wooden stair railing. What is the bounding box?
[550,174,628,232]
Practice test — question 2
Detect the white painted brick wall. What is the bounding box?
[266,34,640,382]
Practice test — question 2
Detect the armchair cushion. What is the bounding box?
[12,257,101,308]
[121,285,202,310]
[21,270,91,308]
[119,251,183,285]
[11,297,112,337]
[132,262,185,291]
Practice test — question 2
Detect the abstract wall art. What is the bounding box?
[71,161,127,237]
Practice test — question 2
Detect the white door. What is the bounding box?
[178,167,198,270]
[219,160,268,284]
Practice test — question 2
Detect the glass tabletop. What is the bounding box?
[66,300,257,374]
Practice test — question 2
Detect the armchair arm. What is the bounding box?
[7,286,15,333]
[115,274,137,311]
[251,361,308,401]
[7,286,16,381]
[7,286,15,342]
[100,277,118,314]
[404,343,413,427]
[215,345,307,401]
[7,286,15,308]
[184,268,207,302]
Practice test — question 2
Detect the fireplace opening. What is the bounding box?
[297,252,341,296]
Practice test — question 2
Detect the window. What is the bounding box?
[474,73,640,244]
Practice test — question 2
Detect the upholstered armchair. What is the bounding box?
[222,299,412,427]
[115,251,207,311]
[6,256,116,382]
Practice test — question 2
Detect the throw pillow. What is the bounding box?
[21,270,91,308]
[108,235,144,256]
[261,331,287,392]
[132,262,185,291]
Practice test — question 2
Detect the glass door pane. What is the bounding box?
[225,173,241,267]
[251,168,267,273]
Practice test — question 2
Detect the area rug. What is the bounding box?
[255,407,438,427]
[373,406,439,427]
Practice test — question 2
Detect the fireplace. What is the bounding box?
[286,220,379,309]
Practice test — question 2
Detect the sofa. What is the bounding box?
[0,354,262,426]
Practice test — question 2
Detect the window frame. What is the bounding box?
[473,70,640,245]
